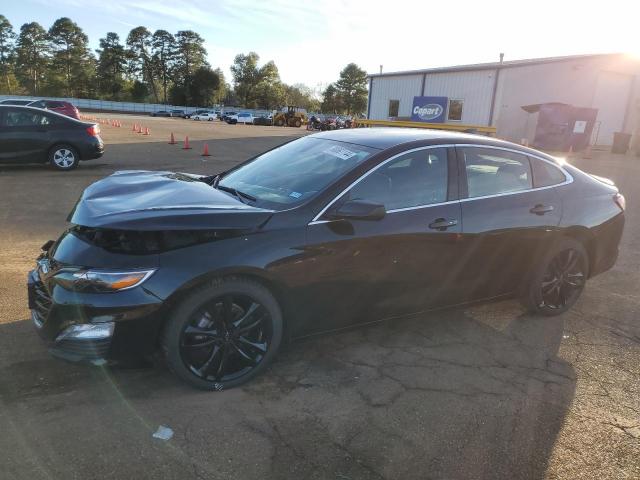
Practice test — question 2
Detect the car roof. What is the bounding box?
[0,104,85,123]
[0,99,33,104]
[310,128,548,156]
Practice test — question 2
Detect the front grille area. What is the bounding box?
[30,280,52,326]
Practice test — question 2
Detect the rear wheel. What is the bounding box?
[49,145,79,171]
[162,277,283,390]
[274,118,284,127]
[294,118,302,128]
[520,237,588,316]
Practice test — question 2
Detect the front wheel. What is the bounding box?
[49,145,79,171]
[520,237,588,316]
[162,277,283,390]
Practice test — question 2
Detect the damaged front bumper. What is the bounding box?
[28,260,165,364]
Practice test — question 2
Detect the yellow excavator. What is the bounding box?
[273,106,307,127]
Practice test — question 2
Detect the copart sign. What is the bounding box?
[411,96,448,123]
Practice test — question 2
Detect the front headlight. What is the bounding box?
[55,269,156,292]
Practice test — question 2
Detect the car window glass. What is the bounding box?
[347,148,448,211]
[530,157,566,187]
[29,100,46,108]
[4,110,50,127]
[461,147,532,198]
[219,137,376,209]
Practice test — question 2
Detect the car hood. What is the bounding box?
[67,170,273,231]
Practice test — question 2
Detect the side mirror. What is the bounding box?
[328,199,386,221]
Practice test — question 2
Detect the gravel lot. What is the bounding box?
[1,115,638,479]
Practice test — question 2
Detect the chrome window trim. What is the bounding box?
[457,144,573,202]
[308,143,573,225]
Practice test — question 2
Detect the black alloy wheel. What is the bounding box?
[521,237,588,316]
[162,278,282,390]
[539,248,586,310]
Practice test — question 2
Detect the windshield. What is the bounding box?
[218,137,377,209]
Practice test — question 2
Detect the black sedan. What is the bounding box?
[29,129,625,389]
[0,105,104,170]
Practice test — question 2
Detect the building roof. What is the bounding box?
[367,53,624,79]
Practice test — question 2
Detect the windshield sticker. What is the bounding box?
[324,145,358,160]
[289,191,302,199]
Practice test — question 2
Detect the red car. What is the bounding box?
[27,100,80,120]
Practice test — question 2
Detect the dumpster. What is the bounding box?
[612,132,632,154]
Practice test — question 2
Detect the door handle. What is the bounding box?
[428,218,458,231]
[530,204,554,215]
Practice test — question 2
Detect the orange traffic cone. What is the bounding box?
[132,123,137,132]
[183,136,192,150]
[169,132,176,145]
[136,124,142,134]
[201,143,211,156]
[143,127,150,135]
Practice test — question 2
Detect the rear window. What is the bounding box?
[460,147,532,198]
[530,157,566,187]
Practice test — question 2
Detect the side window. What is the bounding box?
[461,147,532,198]
[347,148,448,211]
[4,110,50,127]
[530,157,566,188]
[29,100,46,108]
[388,100,399,118]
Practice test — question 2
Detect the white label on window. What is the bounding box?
[573,120,587,134]
[324,145,357,160]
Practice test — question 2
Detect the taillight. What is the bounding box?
[86,124,100,137]
[614,193,626,211]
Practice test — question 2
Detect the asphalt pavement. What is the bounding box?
[0,118,638,479]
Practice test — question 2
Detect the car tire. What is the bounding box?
[294,119,302,128]
[162,277,283,390]
[49,145,79,171]
[520,237,589,316]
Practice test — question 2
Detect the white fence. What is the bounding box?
[0,94,274,117]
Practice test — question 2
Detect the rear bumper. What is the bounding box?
[78,137,104,160]
[590,212,625,277]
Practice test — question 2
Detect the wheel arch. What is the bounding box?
[162,267,295,343]
[562,226,596,277]
[47,142,82,162]
[47,141,82,160]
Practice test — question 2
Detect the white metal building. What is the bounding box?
[367,53,640,146]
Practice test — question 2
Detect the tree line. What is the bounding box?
[0,15,368,113]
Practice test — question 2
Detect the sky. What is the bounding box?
[3,0,639,94]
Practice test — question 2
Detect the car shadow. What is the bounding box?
[0,301,574,480]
